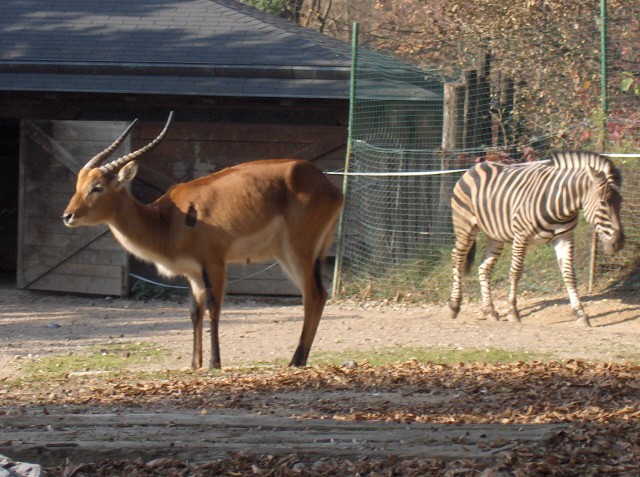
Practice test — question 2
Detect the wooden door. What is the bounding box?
[17,120,131,296]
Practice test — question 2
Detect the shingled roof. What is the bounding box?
[0,0,353,99]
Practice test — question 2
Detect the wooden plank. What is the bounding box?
[135,163,177,193]
[0,411,568,468]
[226,280,298,296]
[22,259,123,282]
[22,120,83,173]
[51,120,137,142]
[21,198,74,220]
[28,272,124,296]
[136,122,345,143]
[24,229,124,253]
[292,135,346,161]
[22,247,125,270]
[23,229,110,248]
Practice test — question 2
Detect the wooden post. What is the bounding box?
[474,51,492,150]
[497,76,515,148]
[443,82,465,152]
[439,82,466,239]
[463,69,477,149]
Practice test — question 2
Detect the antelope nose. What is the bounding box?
[62,213,74,225]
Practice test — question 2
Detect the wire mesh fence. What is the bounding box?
[333,4,640,301]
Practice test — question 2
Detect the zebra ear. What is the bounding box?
[586,166,605,185]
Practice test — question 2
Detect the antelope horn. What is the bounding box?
[100,111,174,175]
[84,118,139,169]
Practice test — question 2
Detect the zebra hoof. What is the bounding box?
[507,311,521,323]
[448,302,460,319]
[481,306,499,321]
[576,315,591,327]
[482,310,500,321]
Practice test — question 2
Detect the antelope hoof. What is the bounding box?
[289,347,308,367]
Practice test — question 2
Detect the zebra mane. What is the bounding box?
[550,151,621,185]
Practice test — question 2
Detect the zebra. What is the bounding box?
[448,151,625,327]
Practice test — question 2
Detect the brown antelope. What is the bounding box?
[62,112,344,369]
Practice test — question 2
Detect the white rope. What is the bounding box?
[129,263,279,290]
[326,169,467,176]
[227,263,279,284]
[326,154,640,178]
[130,273,188,289]
[326,159,551,177]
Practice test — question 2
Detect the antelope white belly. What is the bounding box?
[226,217,285,264]
[110,227,200,278]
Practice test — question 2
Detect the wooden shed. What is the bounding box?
[0,0,351,296]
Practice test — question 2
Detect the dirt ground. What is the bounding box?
[1,286,639,475]
[0,286,639,378]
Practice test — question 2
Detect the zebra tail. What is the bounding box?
[464,241,476,275]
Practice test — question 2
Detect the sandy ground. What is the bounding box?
[1,286,638,474]
[1,285,638,378]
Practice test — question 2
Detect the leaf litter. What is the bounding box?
[1,360,638,476]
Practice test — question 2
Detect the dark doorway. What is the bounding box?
[0,118,20,285]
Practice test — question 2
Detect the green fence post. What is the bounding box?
[589,0,608,293]
[331,22,359,298]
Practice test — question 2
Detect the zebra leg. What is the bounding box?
[506,237,528,323]
[449,233,477,319]
[478,238,504,321]
[449,246,465,319]
[553,237,590,327]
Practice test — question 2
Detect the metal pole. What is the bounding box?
[331,22,359,298]
[589,0,608,293]
[600,0,608,130]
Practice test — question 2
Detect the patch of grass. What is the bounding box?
[608,349,640,365]
[309,346,549,367]
[18,342,164,380]
[130,279,188,301]
[339,216,601,302]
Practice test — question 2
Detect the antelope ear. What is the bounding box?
[116,161,139,187]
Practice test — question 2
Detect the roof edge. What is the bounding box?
[0,61,351,81]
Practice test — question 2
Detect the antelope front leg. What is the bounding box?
[202,265,226,369]
[553,237,590,327]
[507,237,528,323]
[188,286,204,369]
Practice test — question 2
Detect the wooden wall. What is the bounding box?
[17,120,131,295]
[8,91,348,296]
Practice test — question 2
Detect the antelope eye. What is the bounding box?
[89,184,104,194]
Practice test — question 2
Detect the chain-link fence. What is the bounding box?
[333,4,640,301]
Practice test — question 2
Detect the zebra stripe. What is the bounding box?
[448,151,625,327]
